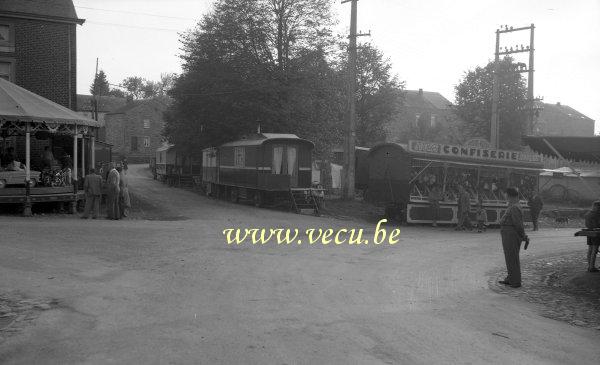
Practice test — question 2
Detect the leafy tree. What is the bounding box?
[454,57,528,149]
[121,76,146,99]
[90,70,110,96]
[107,88,126,98]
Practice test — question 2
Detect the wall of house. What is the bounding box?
[0,17,77,109]
[104,103,167,163]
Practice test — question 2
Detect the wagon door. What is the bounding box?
[272,145,298,188]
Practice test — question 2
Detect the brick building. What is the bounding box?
[104,97,170,163]
[0,0,83,109]
[385,89,462,144]
[0,0,84,168]
[534,102,595,137]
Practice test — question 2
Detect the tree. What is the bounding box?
[107,88,126,98]
[165,0,339,156]
[454,57,528,149]
[90,70,110,96]
[122,76,146,99]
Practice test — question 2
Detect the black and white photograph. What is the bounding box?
[0,0,599,363]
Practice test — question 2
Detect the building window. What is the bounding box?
[430,114,437,128]
[143,119,150,129]
[131,136,138,152]
[234,147,245,167]
[144,137,150,148]
[0,59,15,81]
[414,113,421,127]
[0,23,14,52]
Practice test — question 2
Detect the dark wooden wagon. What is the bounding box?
[202,133,321,214]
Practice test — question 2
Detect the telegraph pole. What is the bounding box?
[341,0,369,200]
[93,57,99,121]
[490,24,536,148]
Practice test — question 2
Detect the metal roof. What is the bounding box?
[522,136,600,163]
[220,133,314,148]
[0,78,101,127]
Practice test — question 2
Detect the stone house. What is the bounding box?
[104,98,170,163]
[534,102,595,137]
[385,89,462,144]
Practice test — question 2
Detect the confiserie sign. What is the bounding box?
[408,140,542,163]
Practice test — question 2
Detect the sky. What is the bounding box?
[73,0,600,134]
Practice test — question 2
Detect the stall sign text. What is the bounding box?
[408,140,542,163]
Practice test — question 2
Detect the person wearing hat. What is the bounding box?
[498,187,528,288]
[584,201,600,272]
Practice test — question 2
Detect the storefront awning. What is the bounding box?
[0,78,102,128]
[522,136,600,163]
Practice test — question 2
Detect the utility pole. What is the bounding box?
[93,57,99,121]
[341,0,369,200]
[490,24,536,148]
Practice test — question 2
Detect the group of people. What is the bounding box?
[81,162,130,220]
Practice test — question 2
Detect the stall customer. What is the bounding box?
[584,201,600,272]
[528,192,543,231]
[428,183,443,227]
[498,187,528,288]
[81,168,102,219]
[455,185,472,231]
[106,162,121,220]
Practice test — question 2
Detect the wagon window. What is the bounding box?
[234,147,245,167]
[287,146,297,176]
[272,146,284,174]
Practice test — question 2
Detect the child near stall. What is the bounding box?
[475,197,487,233]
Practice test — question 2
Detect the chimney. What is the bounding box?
[418,88,423,96]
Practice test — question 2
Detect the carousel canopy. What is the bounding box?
[522,136,600,163]
[0,78,102,128]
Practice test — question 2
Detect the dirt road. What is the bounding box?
[1,164,598,364]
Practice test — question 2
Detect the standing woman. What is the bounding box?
[118,166,131,218]
[106,162,121,220]
[499,187,528,288]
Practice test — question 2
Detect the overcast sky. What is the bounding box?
[73,0,600,134]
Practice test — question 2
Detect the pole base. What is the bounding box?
[23,201,32,217]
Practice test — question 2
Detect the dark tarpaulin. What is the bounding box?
[522,136,600,163]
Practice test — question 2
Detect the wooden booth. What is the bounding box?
[0,79,104,215]
[366,140,544,224]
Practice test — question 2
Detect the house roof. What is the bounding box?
[76,94,127,113]
[404,90,452,110]
[523,136,600,163]
[539,102,594,122]
[0,78,101,127]
[0,0,84,24]
[106,97,170,115]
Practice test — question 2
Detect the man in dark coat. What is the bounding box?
[106,163,121,220]
[499,187,528,288]
[584,201,600,272]
[455,186,472,230]
[81,168,103,219]
[428,184,443,227]
[528,192,543,231]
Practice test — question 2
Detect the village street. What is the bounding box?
[0,165,599,364]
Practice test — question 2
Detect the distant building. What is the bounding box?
[534,102,595,137]
[104,98,170,163]
[0,0,83,109]
[385,88,462,143]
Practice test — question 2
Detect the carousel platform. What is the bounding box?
[0,187,84,204]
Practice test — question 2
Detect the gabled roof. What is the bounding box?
[0,0,84,24]
[106,97,170,115]
[404,90,452,110]
[539,102,594,122]
[77,95,127,113]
